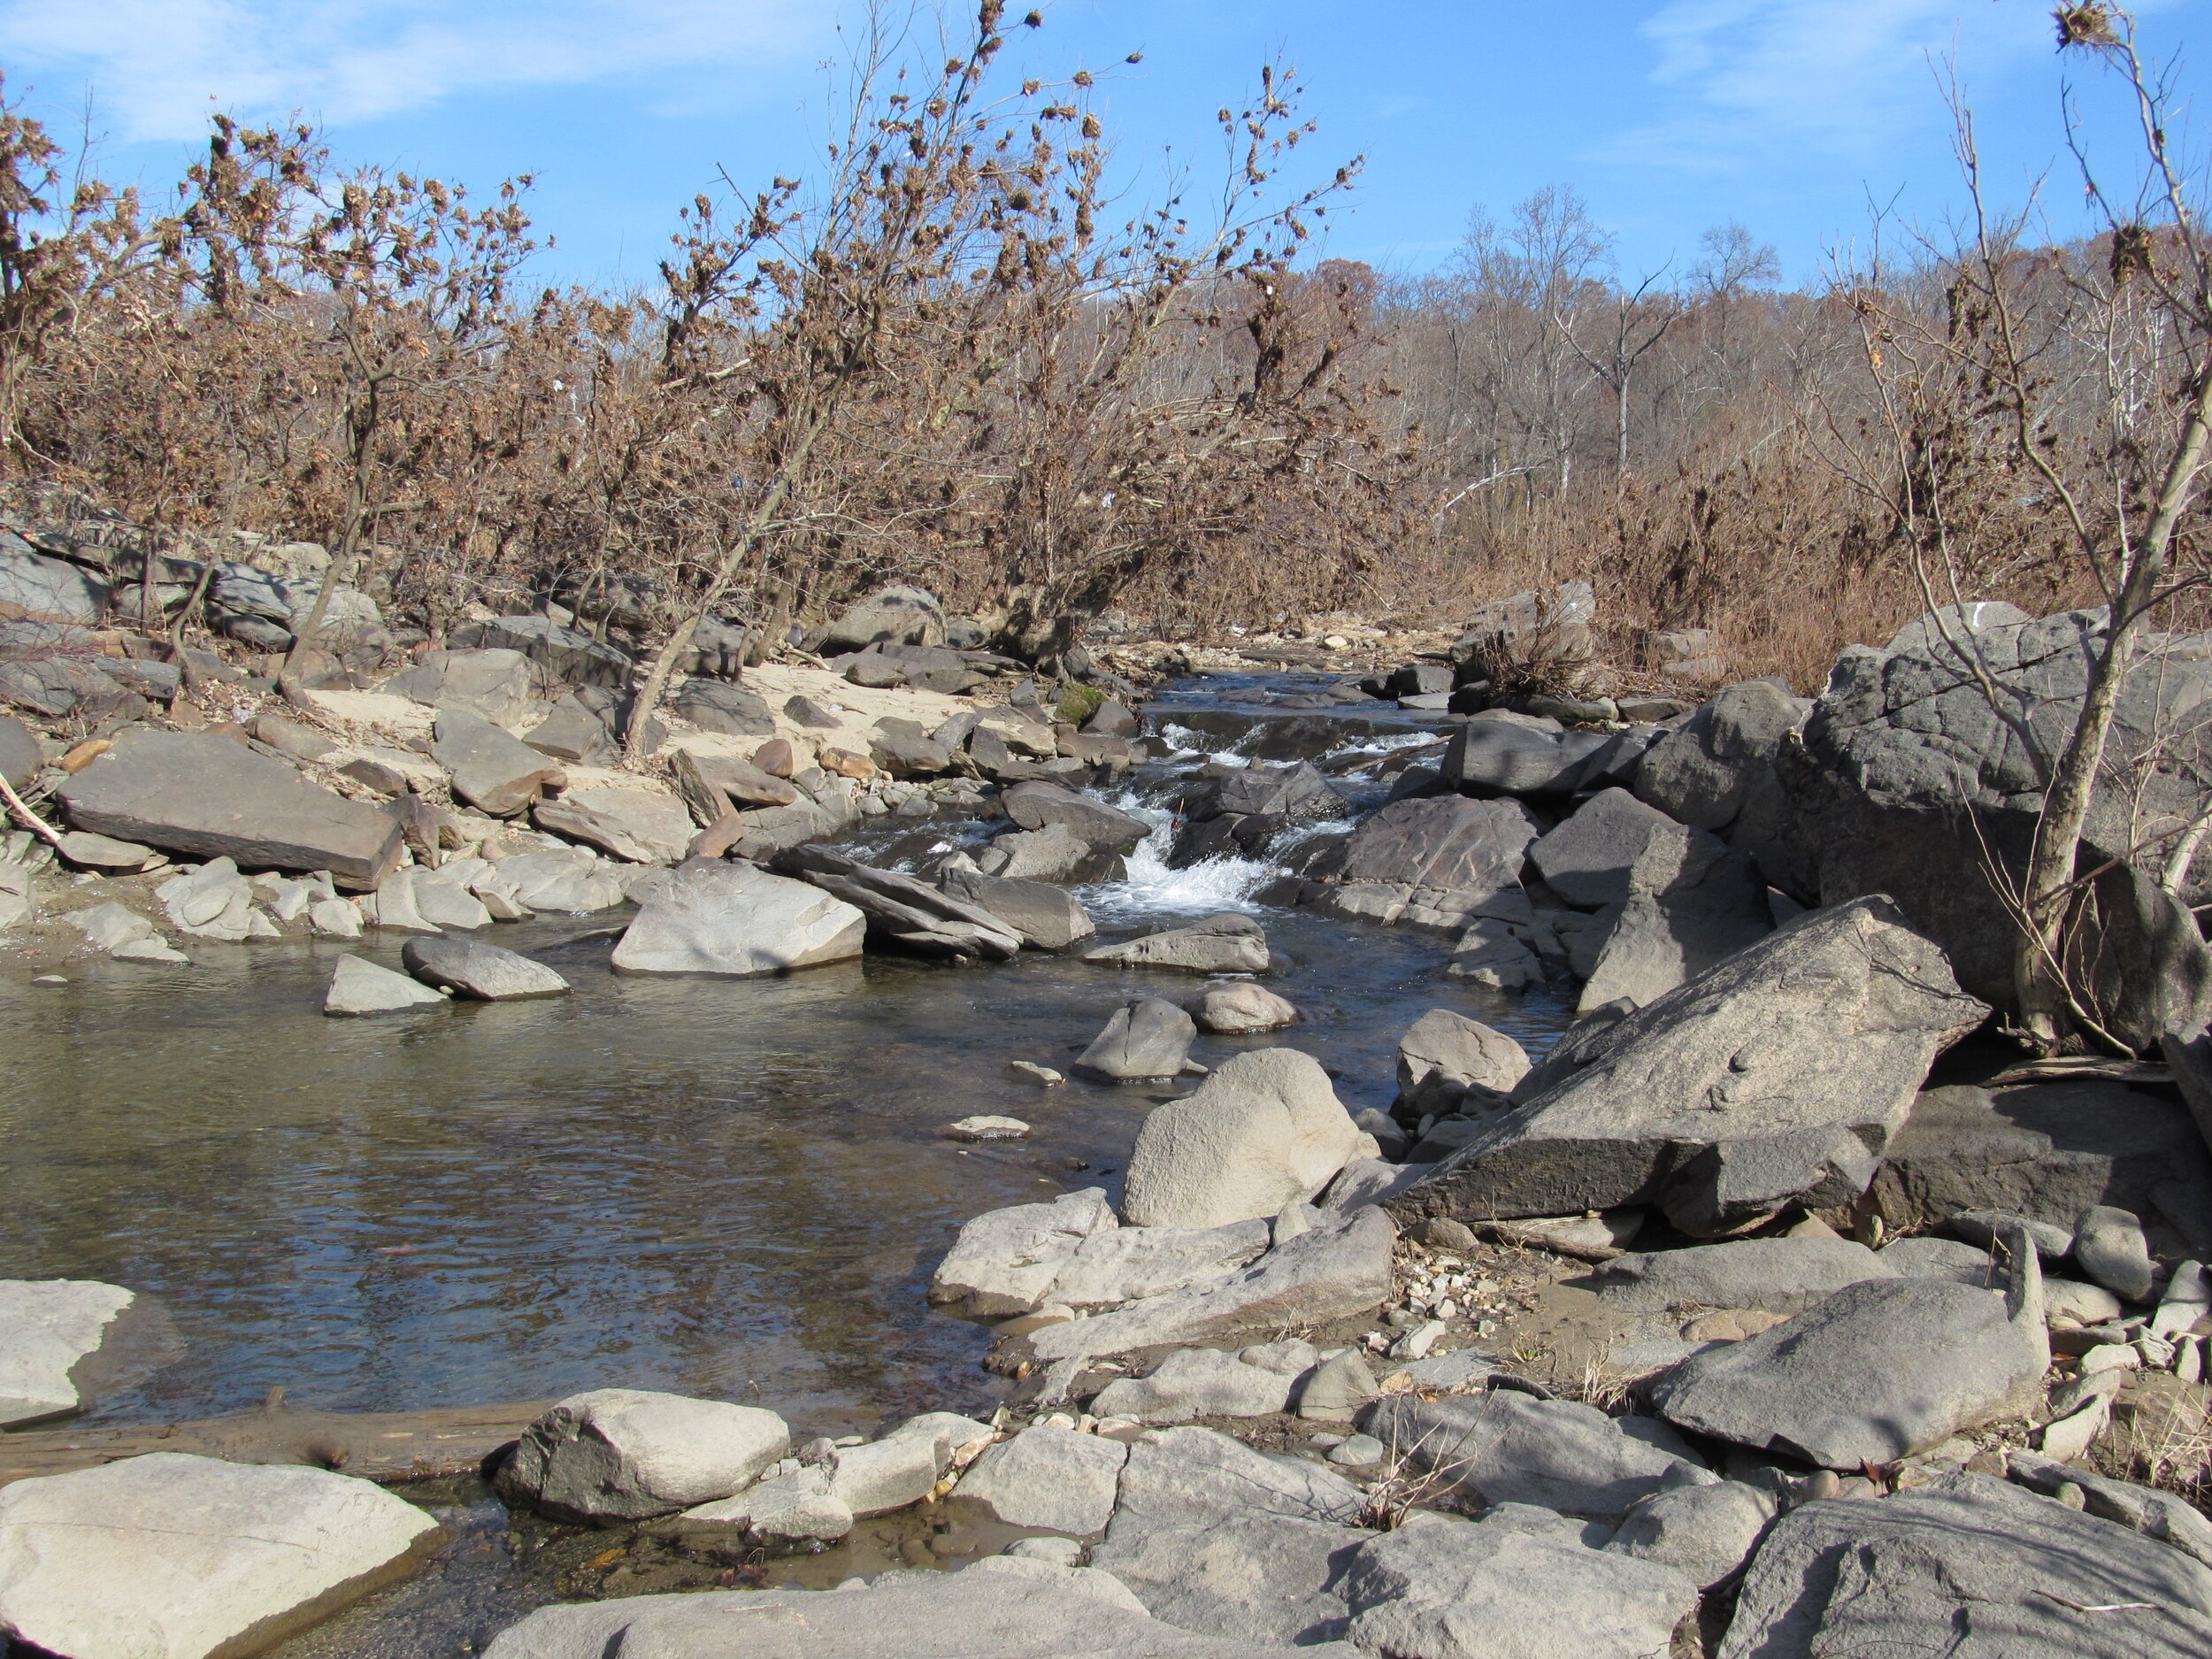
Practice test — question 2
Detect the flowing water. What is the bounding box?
[0,677,1572,1650]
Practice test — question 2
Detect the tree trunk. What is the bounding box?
[2013,364,2212,1050]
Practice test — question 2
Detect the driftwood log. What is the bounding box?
[0,1389,552,1487]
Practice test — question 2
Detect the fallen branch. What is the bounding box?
[0,767,66,850]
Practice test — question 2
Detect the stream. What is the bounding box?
[0,675,1575,1653]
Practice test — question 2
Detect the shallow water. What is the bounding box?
[0,688,1571,1433]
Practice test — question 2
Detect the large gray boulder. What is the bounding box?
[1085,913,1271,974]
[1123,1048,1366,1228]
[954,1424,1127,1535]
[1585,1236,1896,1314]
[1575,823,1772,1015]
[0,1453,440,1659]
[480,1555,1329,1659]
[1358,1392,1715,1521]
[1440,710,1603,797]
[671,678,775,736]
[386,647,541,728]
[1078,997,1197,1081]
[1719,1471,2212,1659]
[401,936,570,1000]
[610,861,865,975]
[1634,680,1806,843]
[1861,1079,2212,1256]
[56,728,404,889]
[1647,1270,2048,1467]
[1343,1509,1699,1659]
[0,1279,142,1426]
[1789,607,2212,1045]
[941,869,1096,950]
[451,615,632,688]
[1527,787,1678,910]
[432,708,567,818]
[1002,781,1151,851]
[534,787,694,864]
[1394,1009,1531,1118]
[1206,762,1344,822]
[818,584,948,651]
[976,821,1096,882]
[1020,1206,1395,1366]
[1311,795,1540,930]
[495,847,627,912]
[0,544,107,622]
[494,1388,789,1523]
[1389,899,1988,1238]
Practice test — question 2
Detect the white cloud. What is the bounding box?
[0,0,830,141]
[1606,0,2052,173]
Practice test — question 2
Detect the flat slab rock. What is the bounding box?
[0,1279,139,1427]
[1016,1206,1397,1367]
[325,954,446,1016]
[1720,1471,2212,1659]
[1647,1274,2047,1468]
[1389,897,1988,1238]
[0,1452,440,1659]
[1358,1391,1715,1522]
[55,728,404,889]
[480,1557,1349,1659]
[1084,913,1271,973]
[1584,1236,1898,1314]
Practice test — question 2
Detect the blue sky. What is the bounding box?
[6,1,2207,290]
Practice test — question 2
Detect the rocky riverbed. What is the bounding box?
[6,584,2212,1658]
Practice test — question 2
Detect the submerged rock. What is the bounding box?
[1190,982,1299,1033]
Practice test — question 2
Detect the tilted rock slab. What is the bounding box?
[0,1452,440,1659]
[1388,898,1987,1238]
[56,728,403,889]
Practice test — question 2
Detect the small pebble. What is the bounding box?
[31,975,66,986]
